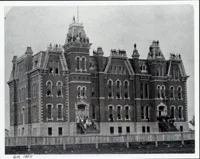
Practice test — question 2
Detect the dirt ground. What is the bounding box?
[5,140,194,154]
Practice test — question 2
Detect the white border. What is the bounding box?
[1,1,199,159]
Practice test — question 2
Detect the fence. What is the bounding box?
[5,132,195,150]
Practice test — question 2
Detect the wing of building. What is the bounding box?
[7,17,189,136]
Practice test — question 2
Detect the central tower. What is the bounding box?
[63,17,92,134]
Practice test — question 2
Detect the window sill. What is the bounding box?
[56,95,63,98]
[124,97,130,100]
[57,118,64,121]
[116,118,123,121]
[46,118,53,121]
[125,118,131,121]
[116,97,122,100]
[108,118,115,121]
[54,74,60,76]
[108,97,114,99]
[46,95,53,98]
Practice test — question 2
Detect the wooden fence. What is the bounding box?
[5,132,195,149]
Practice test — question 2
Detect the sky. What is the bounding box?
[4,6,194,130]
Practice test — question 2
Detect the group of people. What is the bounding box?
[157,115,175,126]
[76,116,98,131]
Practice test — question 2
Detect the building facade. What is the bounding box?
[7,18,189,136]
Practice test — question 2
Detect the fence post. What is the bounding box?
[63,137,66,150]
[125,135,129,148]
[181,132,184,145]
[95,135,99,149]
[154,134,158,147]
[27,137,31,152]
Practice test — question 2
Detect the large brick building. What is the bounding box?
[7,18,189,136]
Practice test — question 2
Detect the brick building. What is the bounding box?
[7,18,189,136]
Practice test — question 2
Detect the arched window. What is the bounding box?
[117,105,122,120]
[178,106,183,119]
[57,104,63,120]
[161,85,165,98]
[76,56,80,70]
[170,86,175,99]
[82,86,86,97]
[124,80,129,99]
[56,81,63,97]
[81,57,86,71]
[107,79,113,98]
[116,80,121,99]
[47,104,53,120]
[177,86,182,100]
[141,106,150,120]
[77,86,81,97]
[46,81,53,96]
[125,105,130,120]
[108,105,114,121]
[170,106,176,119]
[157,85,161,98]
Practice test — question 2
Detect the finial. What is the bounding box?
[134,44,137,49]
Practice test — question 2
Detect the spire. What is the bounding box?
[132,43,140,58]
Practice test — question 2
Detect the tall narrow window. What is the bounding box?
[55,61,59,75]
[114,66,117,74]
[157,85,161,98]
[22,108,25,125]
[144,83,149,99]
[76,57,80,70]
[177,86,182,100]
[116,80,121,99]
[157,67,160,76]
[109,106,114,121]
[178,106,183,119]
[170,86,174,98]
[146,106,150,120]
[141,106,144,119]
[77,86,81,97]
[47,104,52,120]
[170,106,175,119]
[49,61,53,74]
[117,106,122,120]
[46,81,52,96]
[57,81,62,97]
[175,68,179,80]
[119,66,122,74]
[125,106,130,120]
[140,83,144,99]
[32,105,37,121]
[57,104,62,119]
[124,80,129,99]
[58,127,62,136]
[82,86,86,97]
[48,127,52,136]
[161,85,165,98]
[82,57,86,71]
[108,80,113,98]
[92,105,96,119]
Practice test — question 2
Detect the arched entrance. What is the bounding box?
[157,103,167,117]
[75,102,90,118]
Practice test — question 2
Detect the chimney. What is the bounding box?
[25,47,33,55]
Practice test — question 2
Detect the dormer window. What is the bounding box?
[141,63,147,73]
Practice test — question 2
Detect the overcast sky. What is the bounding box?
[4,6,194,129]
